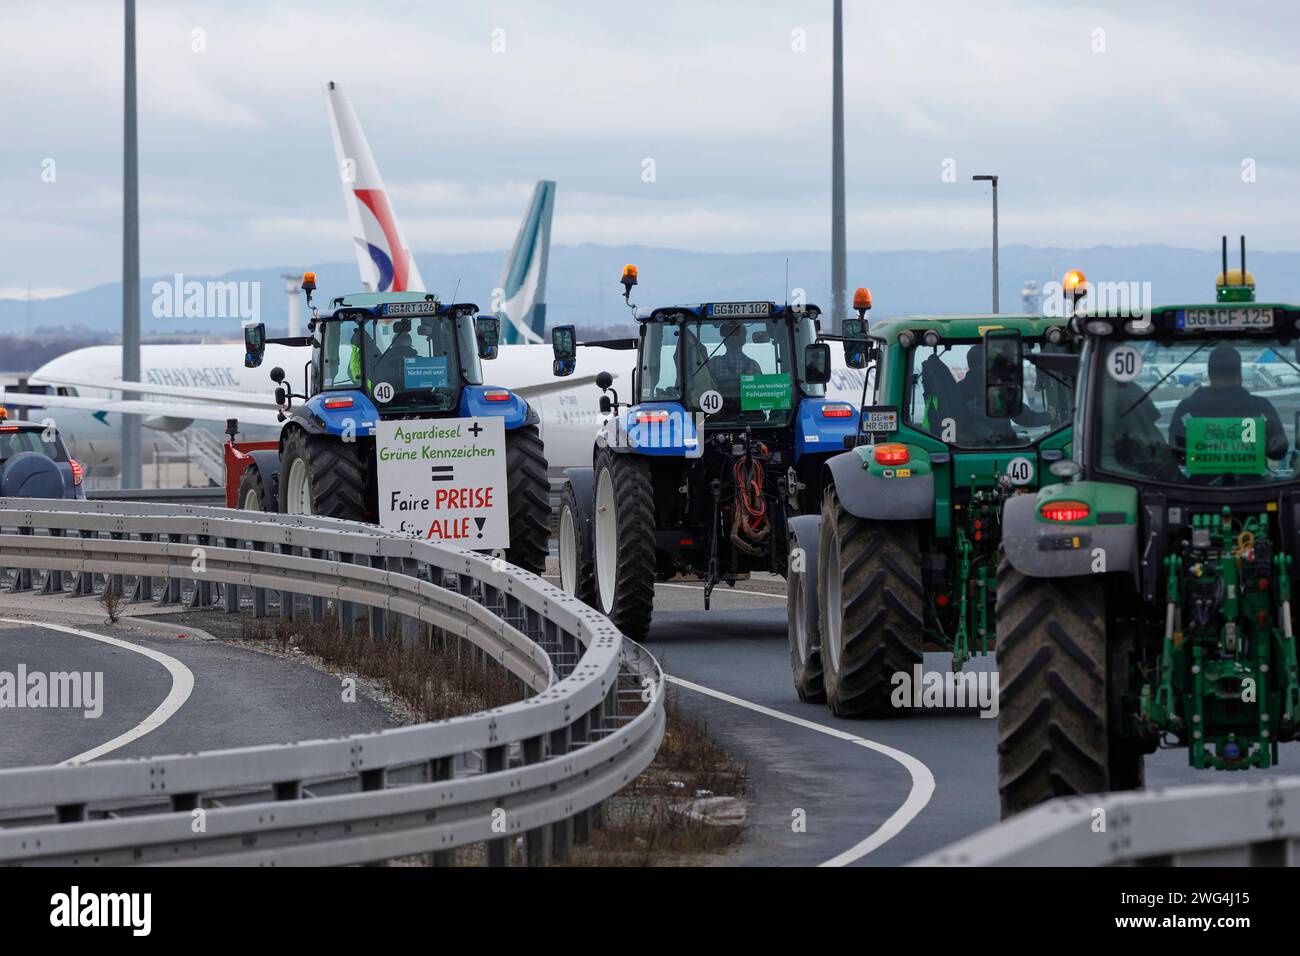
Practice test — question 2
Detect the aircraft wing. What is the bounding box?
[509,374,603,399]
[28,374,277,409]
[0,390,284,429]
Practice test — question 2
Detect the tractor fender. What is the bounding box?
[1000,492,1138,579]
[244,449,281,505]
[823,450,934,520]
[563,466,597,565]
[564,467,596,520]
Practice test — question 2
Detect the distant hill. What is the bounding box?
[2,242,1295,339]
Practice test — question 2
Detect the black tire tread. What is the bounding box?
[819,485,924,717]
[787,519,826,702]
[996,557,1111,818]
[593,448,656,641]
[279,429,366,522]
[503,425,550,576]
[560,482,597,606]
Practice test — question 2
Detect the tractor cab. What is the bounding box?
[242,282,520,429]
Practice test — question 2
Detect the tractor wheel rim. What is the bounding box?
[824,524,842,673]
[242,487,260,511]
[559,504,578,596]
[287,459,313,516]
[594,468,617,614]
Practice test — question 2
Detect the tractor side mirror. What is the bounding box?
[476,316,500,360]
[244,322,266,369]
[984,329,1024,418]
[552,324,577,377]
[596,370,614,391]
[804,343,832,385]
[842,318,868,369]
[599,394,612,415]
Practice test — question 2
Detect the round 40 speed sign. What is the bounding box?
[1005,456,1035,485]
[699,390,724,415]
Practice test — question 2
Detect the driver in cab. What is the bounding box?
[1169,343,1289,463]
[705,321,761,413]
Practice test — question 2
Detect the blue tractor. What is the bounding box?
[550,265,864,640]
[235,273,550,575]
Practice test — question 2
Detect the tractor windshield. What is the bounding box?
[640,317,798,426]
[1092,336,1300,486]
[320,314,481,413]
[906,338,1074,448]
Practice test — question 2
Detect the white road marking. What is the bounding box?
[655,582,788,600]
[666,674,936,867]
[0,618,195,765]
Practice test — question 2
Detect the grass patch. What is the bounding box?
[238,615,524,721]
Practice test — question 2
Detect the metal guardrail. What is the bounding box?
[0,497,665,866]
[88,487,225,506]
[914,777,1300,866]
[89,479,564,521]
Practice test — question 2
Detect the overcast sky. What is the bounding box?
[4,0,1300,298]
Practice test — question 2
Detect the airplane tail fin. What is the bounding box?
[495,180,556,344]
[323,81,425,294]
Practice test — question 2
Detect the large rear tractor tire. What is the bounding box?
[592,448,656,641]
[278,429,367,522]
[817,483,924,717]
[502,425,550,576]
[236,462,277,513]
[995,557,1124,818]
[787,515,825,703]
[558,481,596,607]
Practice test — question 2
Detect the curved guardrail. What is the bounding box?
[0,498,665,866]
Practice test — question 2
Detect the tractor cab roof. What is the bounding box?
[1076,302,1300,341]
[633,301,821,323]
[867,313,1068,345]
[320,291,480,320]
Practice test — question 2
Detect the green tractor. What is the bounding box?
[995,238,1300,817]
[790,293,1079,714]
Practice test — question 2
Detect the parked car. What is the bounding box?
[0,412,86,500]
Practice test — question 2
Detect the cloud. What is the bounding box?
[5,0,1300,295]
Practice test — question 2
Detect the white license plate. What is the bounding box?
[709,302,771,318]
[861,409,898,433]
[1180,307,1274,331]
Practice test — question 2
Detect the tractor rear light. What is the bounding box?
[484,390,512,402]
[0,425,17,432]
[323,397,354,409]
[69,459,84,486]
[1041,500,1090,522]
[821,403,854,418]
[873,443,910,466]
[635,410,670,424]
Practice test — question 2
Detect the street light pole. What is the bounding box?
[973,174,999,314]
[830,0,846,333]
[121,0,142,488]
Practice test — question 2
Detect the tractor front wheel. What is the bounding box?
[592,448,656,640]
[817,484,924,717]
[558,481,596,606]
[787,515,825,702]
[236,462,277,513]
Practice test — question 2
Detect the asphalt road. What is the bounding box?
[627,578,1300,866]
[0,615,393,769]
